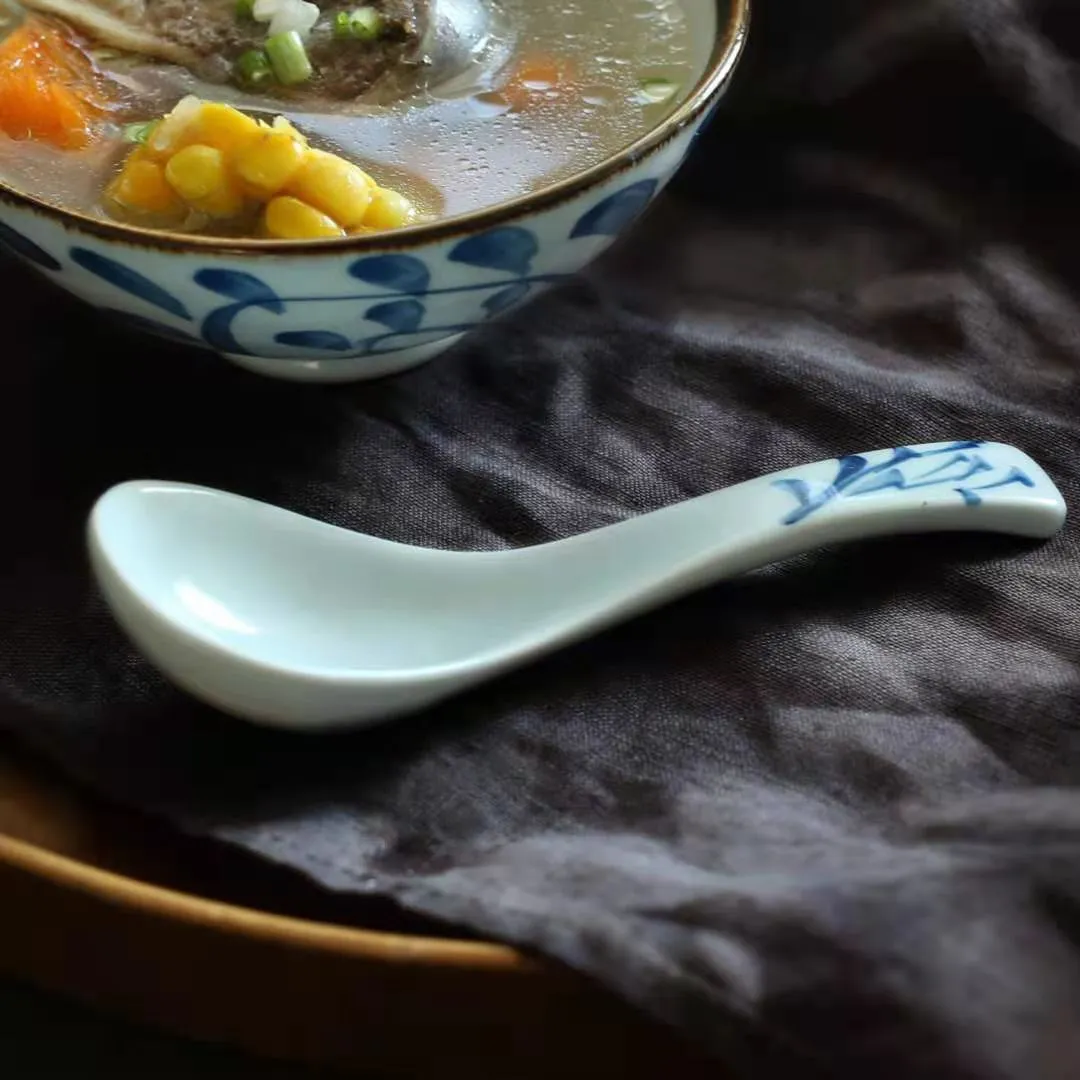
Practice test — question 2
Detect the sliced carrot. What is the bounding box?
[500,53,576,113]
[0,18,110,149]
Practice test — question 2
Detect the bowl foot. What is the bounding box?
[220,334,463,383]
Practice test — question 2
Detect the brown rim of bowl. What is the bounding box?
[0,0,750,257]
[0,827,540,972]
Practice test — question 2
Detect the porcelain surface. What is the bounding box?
[0,3,749,382]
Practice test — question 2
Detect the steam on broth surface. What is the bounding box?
[0,0,712,239]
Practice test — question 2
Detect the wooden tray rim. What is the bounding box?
[0,829,535,973]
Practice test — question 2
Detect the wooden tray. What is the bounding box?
[0,738,718,1077]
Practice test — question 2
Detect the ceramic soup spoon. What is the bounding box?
[88,440,1066,731]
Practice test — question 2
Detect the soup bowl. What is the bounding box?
[0,0,749,383]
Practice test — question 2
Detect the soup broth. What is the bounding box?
[0,0,714,237]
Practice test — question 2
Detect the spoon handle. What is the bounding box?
[526,441,1065,623]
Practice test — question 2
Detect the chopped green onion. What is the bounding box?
[350,6,383,39]
[235,0,255,19]
[637,77,678,105]
[333,5,384,41]
[265,30,313,85]
[234,47,276,89]
[121,120,159,144]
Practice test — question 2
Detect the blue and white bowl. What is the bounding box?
[0,0,749,383]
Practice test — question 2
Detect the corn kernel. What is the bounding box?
[165,143,227,201]
[287,149,373,229]
[191,102,261,155]
[116,145,154,171]
[264,196,345,240]
[234,129,307,199]
[189,181,246,220]
[107,155,186,218]
[363,187,415,231]
[106,100,416,239]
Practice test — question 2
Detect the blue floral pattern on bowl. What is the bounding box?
[0,116,703,381]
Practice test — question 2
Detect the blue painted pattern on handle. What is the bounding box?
[773,441,1035,525]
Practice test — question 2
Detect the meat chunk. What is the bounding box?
[18,0,430,100]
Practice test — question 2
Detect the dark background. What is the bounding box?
[0,977,331,1078]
